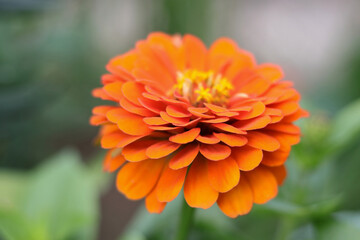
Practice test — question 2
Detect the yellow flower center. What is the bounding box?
[173,70,233,106]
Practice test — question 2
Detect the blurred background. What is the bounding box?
[1,0,360,239]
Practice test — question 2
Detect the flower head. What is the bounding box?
[90,33,308,218]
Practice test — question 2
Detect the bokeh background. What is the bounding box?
[1,0,360,239]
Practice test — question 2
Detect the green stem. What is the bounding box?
[175,199,195,240]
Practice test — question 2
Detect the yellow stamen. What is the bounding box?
[172,69,233,106]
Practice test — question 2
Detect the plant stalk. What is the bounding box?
[175,199,195,240]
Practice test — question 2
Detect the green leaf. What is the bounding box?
[0,209,34,240]
[318,212,360,240]
[328,98,360,151]
[0,149,106,240]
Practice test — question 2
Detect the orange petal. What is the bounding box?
[217,177,253,218]
[270,101,299,116]
[143,117,168,126]
[138,97,166,114]
[136,41,176,80]
[234,115,271,131]
[120,97,155,117]
[200,143,231,161]
[169,128,200,144]
[107,108,153,136]
[92,88,115,101]
[90,115,107,125]
[204,103,228,113]
[169,143,199,169]
[166,105,191,118]
[99,124,118,135]
[265,165,287,185]
[92,106,115,115]
[224,51,255,80]
[282,108,309,122]
[212,123,246,134]
[101,73,122,85]
[238,76,271,96]
[103,150,126,172]
[146,140,181,159]
[134,59,174,91]
[103,82,124,100]
[207,157,240,192]
[101,131,142,149]
[265,123,300,134]
[214,111,239,117]
[160,111,190,125]
[116,158,165,200]
[261,147,290,167]
[235,101,265,120]
[184,157,219,209]
[107,50,137,74]
[188,107,215,119]
[196,134,220,144]
[232,146,263,171]
[209,37,238,56]
[183,34,207,70]
[145,188,167,214]
[156,165,187,202]
[147,32,185,71]
[201,117,229,123]
[121,81,145,105]
[265,130,300,147]
[148,125,183,131]
[213,133,248,147]
[246,131,280,152]
[257,64,284,83]
[122,139,158,162]
[245,167,278,204]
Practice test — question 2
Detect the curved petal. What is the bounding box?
[200,143,231,161]
[232,146,263,171]
[156,165,187,202]
[265,165,287,186]
[261,147,290,167]
[169,128,200,144]
[196,134,220,144]
[166,105,191,118]
[122,81,145,105]
[213,133,248,147]
[122,139,158,162]
[146,140,181,159]
[207,157,240,193]
[212,123,246,134]
[107,108,153,136]
[246,131,280,152]
[103,149,126,172]
[245,167,278,204]
[257,64,284,83]
[234,115,271,131]
[101,131,142,149]
[145,188,166,214]
[116,158,165,200]
[169,143,199,169]
[217,177,253,218]
[184,157,218,209]
[183,34,207,70]
[103,82,124,100]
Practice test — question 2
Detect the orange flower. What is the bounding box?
[90,32,308,218]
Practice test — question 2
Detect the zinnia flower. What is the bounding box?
[90,32,308,218]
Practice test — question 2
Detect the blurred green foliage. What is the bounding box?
[0,149,107,240]
[0,9,103,168]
